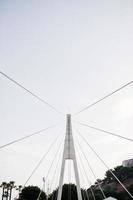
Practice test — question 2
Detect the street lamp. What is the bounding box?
[43,177,45,193]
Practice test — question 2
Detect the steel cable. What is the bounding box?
[0,124,58,149]
[74,81,133,116]
[75,121,133,142]
[0,70,63,115]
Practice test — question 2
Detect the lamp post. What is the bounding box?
[43,177,45,193]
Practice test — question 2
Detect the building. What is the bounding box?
[122,158,133,167]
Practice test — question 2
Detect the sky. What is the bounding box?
[0,0,133,197]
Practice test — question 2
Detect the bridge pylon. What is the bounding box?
[57,114,82,200]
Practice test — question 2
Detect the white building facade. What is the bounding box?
[122,158,133,167]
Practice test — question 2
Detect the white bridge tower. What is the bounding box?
[57,114,82,200]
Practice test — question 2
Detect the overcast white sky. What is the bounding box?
[0,0,133,196]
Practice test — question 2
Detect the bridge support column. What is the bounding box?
[57,114,82,200]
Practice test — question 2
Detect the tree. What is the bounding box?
[0,182,7,200]
[19,186,46,200]
[8,181,15,200]
[104,166,133,183]
[0,181,16,200]
[48,184,83,200]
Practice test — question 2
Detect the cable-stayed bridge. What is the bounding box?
[0,71,133,200]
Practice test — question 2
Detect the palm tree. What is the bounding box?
[0,181,16,200]
[8,181,15,200]
[0,182,8,200]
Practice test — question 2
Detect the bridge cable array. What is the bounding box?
[15,130,64,199]
[74,80,133,116]
[77,163,90,200]
[75,136,106,199]
[49,147,64,198]
[1,69,133,199]
[41,139,64,200]
[24,132,62,187]
[0,70,63,115]
[76,129,133,199]
[75,144,96,200]
[36,135,64,200]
